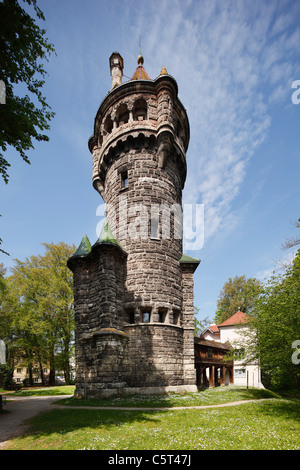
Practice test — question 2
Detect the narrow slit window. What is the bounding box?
[150,205,160,239]
[150,217,159,239]
[121,170,128,189]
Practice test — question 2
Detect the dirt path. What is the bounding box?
[56,398,263,412]
[0,395,73,449]
[0,395,268,449]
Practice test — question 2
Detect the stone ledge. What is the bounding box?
[123,322,182,330]
[76,384,198,399]
[80,328,128,341]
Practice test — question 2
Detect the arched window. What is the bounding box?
[133,98,147,121]
[104,115,113,134]
[116,104,129,126]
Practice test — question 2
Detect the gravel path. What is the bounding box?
[0,395,73,449]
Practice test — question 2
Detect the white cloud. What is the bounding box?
[256,248,298,282]
[128,0,300,246]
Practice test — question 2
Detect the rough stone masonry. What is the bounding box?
[67,52,200,398]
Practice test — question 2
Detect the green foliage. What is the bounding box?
[214,275,262,324]
[5,389,300,450]
[194,306,211,336]
[0,262,7,293]
[0,363,14,390]
[251,249,300,391]
[0,0,55,184]
[0,242,75,385]
[13,385,75,396]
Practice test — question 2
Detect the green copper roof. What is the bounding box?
[93,221,126,252]
[180,253,200,263]
[73,234,92,257]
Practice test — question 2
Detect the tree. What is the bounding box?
[0,263,6,294]
[0,0,55,184]
[1,242,75,385]
[281,217,300,250]
[194,306,211,337]
[214,275,262,324]
[250,249,300,391]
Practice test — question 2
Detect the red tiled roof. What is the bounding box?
[209,324,220,333]
[199,323,220,339]
[131,65,151,81]
[218,311,250,327]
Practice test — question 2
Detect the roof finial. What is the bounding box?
[137,34,144,65]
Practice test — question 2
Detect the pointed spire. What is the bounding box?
[131,54,151,81]
[93,221,126,252]
[73,234,91,257]
[160,66,168,75]
[67,234,92,269]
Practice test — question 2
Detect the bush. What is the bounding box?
[0,364,15,390]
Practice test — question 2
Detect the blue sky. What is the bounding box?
[1,0,300,322]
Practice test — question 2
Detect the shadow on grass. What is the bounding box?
[252,396,300,421]
[15,406,168,449]
[7,387,300,450]
[212,386,280,400]
[54,385,279,409]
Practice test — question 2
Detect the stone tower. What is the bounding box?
[68,52,200,398]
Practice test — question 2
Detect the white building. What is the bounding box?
[201,311,263,388]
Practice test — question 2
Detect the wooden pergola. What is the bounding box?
[194,338,234,388]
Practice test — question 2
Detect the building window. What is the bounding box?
[126,308,135,324]
[235,368,246,378]
[116,104,129,126]
[234,348,245,360]
[104,115,113,134]
[173,309,180,326]
[121,170,128,189]
[158,308,167,323]
[141,309,151,323]
[133,98,147,121]
[150,217,159,239]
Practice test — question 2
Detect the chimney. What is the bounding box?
[109,52,124,90]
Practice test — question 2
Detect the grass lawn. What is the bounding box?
[3,386,300,450]
[7,385,75,396]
